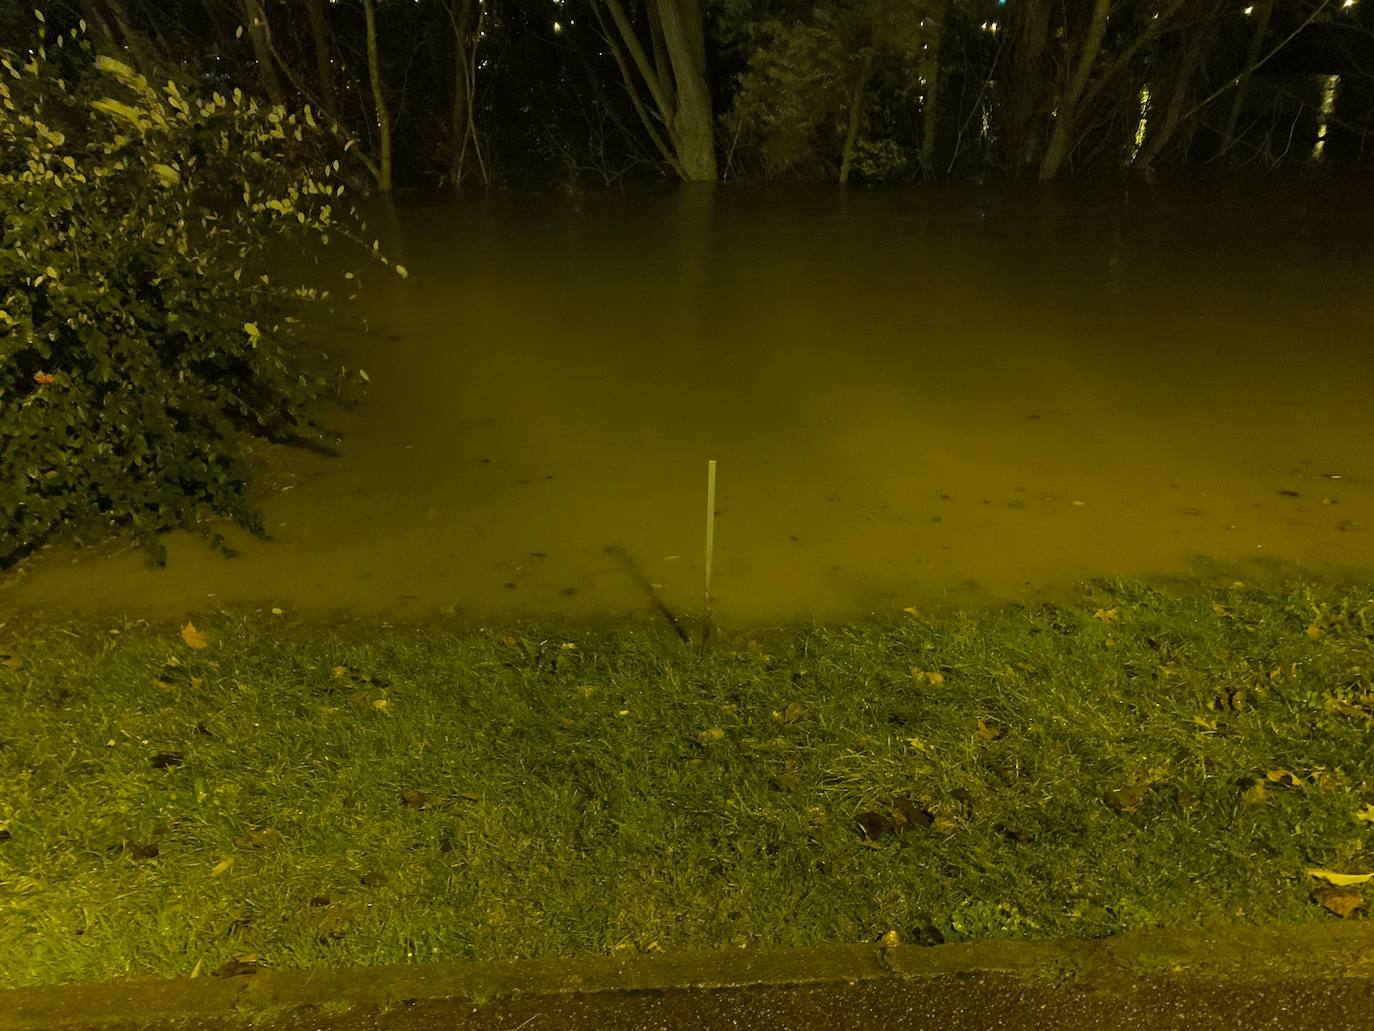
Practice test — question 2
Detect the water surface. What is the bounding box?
[5,181,1372,625]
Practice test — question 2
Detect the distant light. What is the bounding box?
[553,20,562,32]
[1342,0,1356,9]
[1243,4,1254,13]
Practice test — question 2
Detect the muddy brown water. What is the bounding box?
[4,181,1372,626]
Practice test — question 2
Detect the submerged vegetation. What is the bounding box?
[1,579,1371,987]
[0,25,393,567]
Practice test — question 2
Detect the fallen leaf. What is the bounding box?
[878,929,901,948]
[1306,624,1323,639]
[210,857,235,878]
[1266,769,1303,789]
[855,811,894,840]
[902,606,921,617]
[975,718,1002,741]
[1,655,22,670]
[1106,780,1152,815]
[774,702,807,724]
[180,622,209,649]
[560,642,577,650]
[891,796,933,831]
[271,607,284,616]
[1313,886,1366,919]
[332,665,349,678]
[697,727,725,744]
[1307,868,1374,887]
[372,697,392,714]
[1356,804,1374,825]
[931,815,958,835]
[400,788,428,810]
[1093,608,1119,623]
[911,668,945,685]
[314,902,359,940]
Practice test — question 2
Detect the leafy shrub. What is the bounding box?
[722,0,929,181]
[0,20,397,566]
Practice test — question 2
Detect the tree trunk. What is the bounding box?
[1217,0,1274,160]
[241,0,284,104]
[839,55,874,184]
[362,0,393,191]
[96,0,161,72]
[1038,0,1112,181]
[654,0,716,181]
[79,0,117,51]
[447,0,487,186]
[1135,5,1217,169]
[1001,0,1052,171]
[919,0,949,177]
[302,0,338,118]
[449,1,470,184]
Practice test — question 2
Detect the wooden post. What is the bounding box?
[703,459,716,644]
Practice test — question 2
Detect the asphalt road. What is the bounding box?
[173,973,1374,1031]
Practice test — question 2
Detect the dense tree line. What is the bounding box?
[8,1,1374,187]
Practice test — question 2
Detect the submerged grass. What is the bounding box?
[1,579,1372,988]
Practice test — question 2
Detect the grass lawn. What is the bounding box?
[1,578,1372,989]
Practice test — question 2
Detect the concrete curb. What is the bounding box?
[4,922,1374,1031]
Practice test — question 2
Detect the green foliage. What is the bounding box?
[0,21,391,566]
[723,0,930,180]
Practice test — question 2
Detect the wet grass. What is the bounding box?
[1,578,1372,988]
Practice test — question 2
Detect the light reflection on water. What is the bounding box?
[4,182,1373,625]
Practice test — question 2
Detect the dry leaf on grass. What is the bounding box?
[976,718,1002,741]
[1266,769,1303,789]
[1312,886,1366,919]
[1307,868,1374,887]
[180,622,209,649]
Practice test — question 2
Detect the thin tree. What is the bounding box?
[589,0,717,181]
[240,0,285,104]
[361,0,393,190]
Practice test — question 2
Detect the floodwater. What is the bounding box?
[4,181,1373,626]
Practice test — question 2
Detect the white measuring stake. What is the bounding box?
[704,459,717,642]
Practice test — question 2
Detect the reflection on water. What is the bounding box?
[4,181,1373,625]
